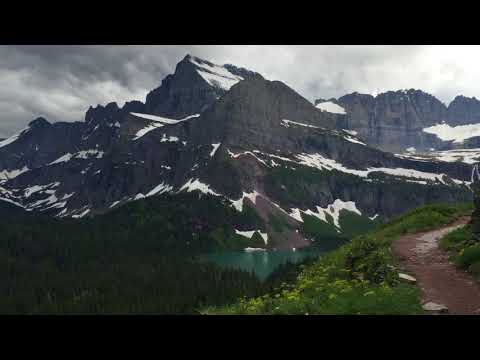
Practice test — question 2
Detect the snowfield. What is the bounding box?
[294,153,463,185]
[315,101,347,114]
[432,149,480,164]
[423,123,480,143]
[227,148,465,185]
[397,148,480,165]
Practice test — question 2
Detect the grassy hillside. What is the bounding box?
[204,202,472,315]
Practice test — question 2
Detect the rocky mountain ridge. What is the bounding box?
[315,90,480,153]
[0,54,474,249]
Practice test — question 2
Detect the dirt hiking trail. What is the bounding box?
[393,217,480,315]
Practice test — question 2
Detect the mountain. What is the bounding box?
[315,90,480,154]
[447,95,480,126]
[144,54,262,118]
[0,55,474,251]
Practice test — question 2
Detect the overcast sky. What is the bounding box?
[1,45,479,138]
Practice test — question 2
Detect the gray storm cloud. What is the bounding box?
[1,45,479,137]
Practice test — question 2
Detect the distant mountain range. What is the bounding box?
[315,90,480,153]
[0,54,474,250]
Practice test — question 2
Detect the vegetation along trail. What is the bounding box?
[393,216,480,315]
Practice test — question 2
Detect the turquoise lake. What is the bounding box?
[203,247,327,281]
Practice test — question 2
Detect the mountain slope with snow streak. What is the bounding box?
[0,54,472,253]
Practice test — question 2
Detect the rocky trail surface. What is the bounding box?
[393,217,480,315]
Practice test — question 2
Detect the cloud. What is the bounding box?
[1,45,480,137]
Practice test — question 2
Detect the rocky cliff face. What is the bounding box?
[315,90,480,153]
[333,90,448,153]
[144,55,262,119]
[447,95,480,126]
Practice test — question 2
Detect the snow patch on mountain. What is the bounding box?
[210,143,221,157]
[432,149,480,164]
[343,135,366,146]
[180,178,220,196]
[230,190,260,212]
[49,150,104,165]
[281,119,321,129]
[0,166,29,183]
[343,129,358,136]
[76,150,105,159]
[315,101,346,114]
[29,193,60,209]
[227,149,269,166]
[289,199,362,231]
[189,57,243,91]
[50,153,73,165]
[0,196,26,209]
[131,113,200,140]
[0,127,30,149]
[399,148,480,165]
[109,200,121,209]
[423,123,480,143]
[24,182,60,198]
[72,208,90,219]
[134,123,163,140]
[130,113,180,124]
[288,208,304,222]
[244,247,267,252]
[145,182,173,197]
[235,229,268,244]
[160,134,180,143]
[295,153,463,185]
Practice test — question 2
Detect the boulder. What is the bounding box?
[422,301,449,314]
[398,273,417,284]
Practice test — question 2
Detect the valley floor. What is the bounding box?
[393,217,480,315]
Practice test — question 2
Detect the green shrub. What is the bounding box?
[344,236,397,285]
[457,245,480,268]
[469,261,480,278]
[440,225,474,252]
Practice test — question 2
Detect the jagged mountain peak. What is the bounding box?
[144,54,261,119]
[447,94,480,126]
[182,54,261,80]
[28,117,51,128]
[337,92,375,103]
[449,94,479,105]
